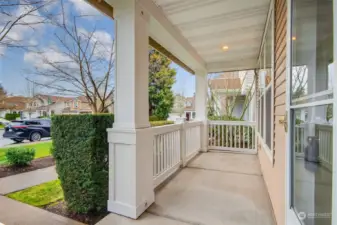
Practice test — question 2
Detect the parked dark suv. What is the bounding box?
[3,119,51,143]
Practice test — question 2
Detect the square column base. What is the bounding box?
[107,127,155,219]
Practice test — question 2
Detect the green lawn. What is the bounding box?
[7,180,63,207]
[0,141,53,165]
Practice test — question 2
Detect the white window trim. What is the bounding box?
[257,0,275,163]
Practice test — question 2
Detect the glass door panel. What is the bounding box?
[290,0,334,224]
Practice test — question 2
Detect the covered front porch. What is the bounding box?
[100,0,277,224]
[99,151,275,225]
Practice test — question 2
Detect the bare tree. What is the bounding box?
[207,71,256,120]
[0,0,56,52]
[292,66,307,99]
[26,1,114,113]
[0,82,7,103]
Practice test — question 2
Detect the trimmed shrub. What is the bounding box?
[150,120,174,127]
[5,113,20,121]
[51,114,114,213]
[6,147,35,166]
[149,115,160,121]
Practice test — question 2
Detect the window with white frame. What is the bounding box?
[258,5,274,152]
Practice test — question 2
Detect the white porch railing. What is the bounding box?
[152,121,202,188]
[294,125,305,155]
[316,124,333,169]
[183,121,202,166]
[208,120,256,152]
[294,124,333,170]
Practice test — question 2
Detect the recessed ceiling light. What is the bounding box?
[222,45,229,51]
[292,36,297,41]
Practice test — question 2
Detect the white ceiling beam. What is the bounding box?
[138,0,206,72]
[207,59,259,73]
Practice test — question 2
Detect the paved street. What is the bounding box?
[0,130,51,148]
[0,130,14,147]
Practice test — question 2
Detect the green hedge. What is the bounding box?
[150,120,174,127]
[51,114,114,213]
[5,113,20,121]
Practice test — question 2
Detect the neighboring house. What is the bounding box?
[62,96,93,114]
[27,95,74,118]
[0,94,113,119]
[170,94,196,121]
[209,71,255,121]
[0,96,32,119]
[184,96,195,120]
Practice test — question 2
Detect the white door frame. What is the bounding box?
[285,0,337,224]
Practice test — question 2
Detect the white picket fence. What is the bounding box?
[208,120,256,152]
[294,124,333,170]
[152,121,202,188]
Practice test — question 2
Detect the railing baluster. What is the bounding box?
[157,135,160,174]
[239,126,241,148]
[154,138,156,176]
[161,135,164,173]
[242,126,246,148]
[234,126,237,149]
[226,125,228,147]
[221,124,224,147]
[250,126,253,149]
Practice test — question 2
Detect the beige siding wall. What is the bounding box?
[258,0,287,224]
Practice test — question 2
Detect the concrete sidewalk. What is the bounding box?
[0,166,57,194]
[0,196,84,225]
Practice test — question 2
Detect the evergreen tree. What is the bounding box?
[0,83,6,102]
[149,49,176,120]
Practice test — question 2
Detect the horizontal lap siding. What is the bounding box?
[259,1,287,225]
[274,0,287,224]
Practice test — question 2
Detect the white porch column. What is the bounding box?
[107,0,154,219]
[195,70,208,152]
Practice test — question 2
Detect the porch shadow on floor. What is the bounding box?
[98,152,276,225]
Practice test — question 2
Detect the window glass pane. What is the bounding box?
[291,0,333,105]
[265,87,272,149]
[261,95,264,138]
[265,15,273,87]
[292,104,333,224]
[258,99,261,133]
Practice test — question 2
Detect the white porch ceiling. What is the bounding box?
[152,0,271,72]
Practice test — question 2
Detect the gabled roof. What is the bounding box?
[0,96,32,110]
[34,94,73,103]
[209,78,242,90]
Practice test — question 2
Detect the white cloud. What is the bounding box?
[0,45,6,56]
[1,4,46,49]
[78,28,114,61]
[24,48,77,70]
[28,39,38,46]
[68,0,99,16]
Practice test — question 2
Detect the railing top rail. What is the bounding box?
[184,120,203,128]
[295,123,333,130]
[152,123,182,135]
[315,124,333,130]
[208,120,256,126]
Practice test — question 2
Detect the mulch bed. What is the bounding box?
[0,156,55,178]
[44,201,108,225]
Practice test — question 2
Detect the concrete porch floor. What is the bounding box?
[98,152,276,225]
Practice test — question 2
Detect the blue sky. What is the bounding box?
[0,0,195,98]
